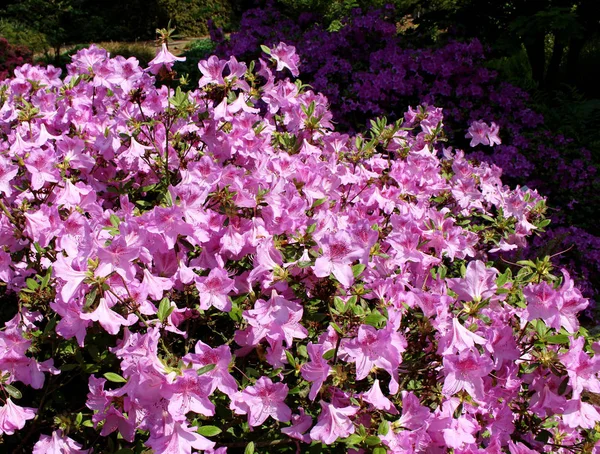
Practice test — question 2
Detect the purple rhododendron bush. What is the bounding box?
[1,42,600,453]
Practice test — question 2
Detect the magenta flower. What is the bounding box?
[195,267,235,312]
[0,398,36,435]
[559,336,600,399]
[270,42,300,76]
[198,55,228,88]
[309,400,358,445]
[342,324,406,393]
[230,376,291,426]
[33,430,89,453]
[147,43,185,74]
[447,260,498,303]
[313,231,364,288]
[145,420,215,454]
[301,342,332,401]
[442,350,493,401]
[465,120,501,147]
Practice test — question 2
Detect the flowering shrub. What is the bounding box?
[0,37,32,81]
[1,43,600,453]
[210,4,600,307]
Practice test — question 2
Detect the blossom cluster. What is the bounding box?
[208,4,600,307]
[0,42,599,453]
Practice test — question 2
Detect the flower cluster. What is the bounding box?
[209,4,600,307]
[0,43,599,453]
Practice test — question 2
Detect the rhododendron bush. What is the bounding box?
[1,42,599,453]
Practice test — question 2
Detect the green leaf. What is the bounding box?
[378,420,389,436]
[260,45,271,55]
[496,269,510,288]
[352,264,366,278]
[322,349,336,360]
[4,384,22,399]
[245,441,255,454]
[197,425,222,437]
[344,434,363,445]
[104,372,127,383]
[197,364,217,376]
[373,447,387,454]
[364,310,387,327]
[546,334,570,344]
[84,287,98,311]
[41,267,52,288]
[306,223,316,234]
[157,297,174,323]
[76,412,83,425]
[312,197,327,208]
[330,322,344,335]
[365,435,381,446]
[26,278,39,291]
[334,296,347,314]
[109,214,121,228]
[284,350,296,368]
[82,420,94,427]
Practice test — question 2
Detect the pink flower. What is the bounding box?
[270,42,300,76]
[447,260,498,303]
[442,350,493,402]
[563,398,600,429]
[145,420,215,454]
[362,379,398,414]
[313,231,364,288]
[147,43,185,74]
[439,317,486,355]
[310,401,358,445]
[230,376,291,426]
[195,267,235,312]
[198,55,228,87]
[33,430,89,453]
[342,324,406,393]
[301,342,332,401]
[183,340,238,398]
[397,391,430,430]
[281,408,313,443]
[465,120,501,147]
[559,336,600,399]
[0,398,36,435]
[522,281,561,329]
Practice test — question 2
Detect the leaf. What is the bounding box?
[330,322,344,335]
[344,434,363,445]
[104,372,127,383]
[197,364,216,376]
[26,278,39,291]
[364,310,387,328]
[41,266,52,288]
[312,197,328,208]
[245,441,255,454]
[352,263,366,278]
[496,269,510,288]
[4,384,22,399]
[76,412,83,425]
[284,350,296,368]
[373,447,388,454]
[546,334,570,344]
[306,223,316,234]
[197,425,222,437]
[157,297,174,323]
[260,45,271,55]
[322,349,336,360]
[109,214,120,228]
[378,420,389,436]
[365,435,382,446]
